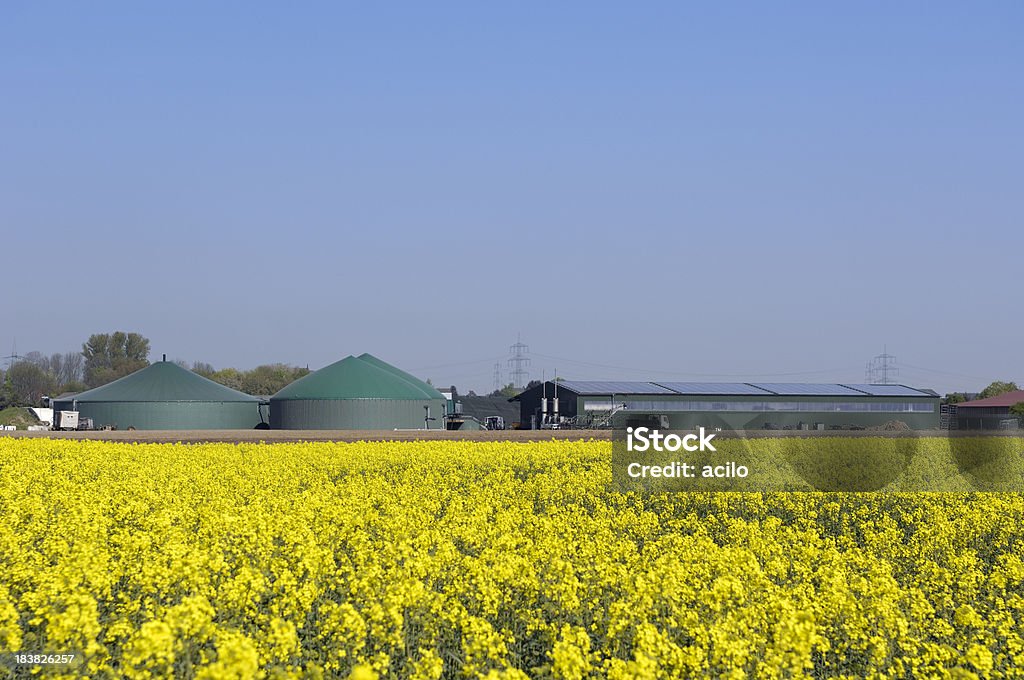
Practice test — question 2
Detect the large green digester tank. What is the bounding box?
[58,360,264,430]
[269,354,446,430]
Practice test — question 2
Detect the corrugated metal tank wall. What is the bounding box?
[73,401,264,430]
[269,398,446,430]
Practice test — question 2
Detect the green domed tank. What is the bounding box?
[56,360,263,430]
[269,355,445,430]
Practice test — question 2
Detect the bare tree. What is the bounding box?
[5,361,56,406]
[22,351,44,366]
[18,351,85,390]
[192,361,216,378]
[59,352,84,386]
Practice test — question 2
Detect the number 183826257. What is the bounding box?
[5,652,79,667]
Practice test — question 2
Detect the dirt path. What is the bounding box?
[0,429,613,443]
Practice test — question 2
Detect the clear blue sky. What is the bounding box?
[3,2,1021,394]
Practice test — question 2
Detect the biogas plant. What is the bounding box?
[34,358,953,433]
[47,354,448,432]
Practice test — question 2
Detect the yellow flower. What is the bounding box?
[347,663,378,680]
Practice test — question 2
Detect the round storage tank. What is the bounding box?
[269,355,446,430]
[65,360,265,430]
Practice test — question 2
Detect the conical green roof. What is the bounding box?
[71,361,260,402]
[357,353,445,400]
[271,355,438,401]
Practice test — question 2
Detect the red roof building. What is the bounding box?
[955,389,1024,430]
[956,390,1024,409]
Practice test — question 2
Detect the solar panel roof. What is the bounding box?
[748,383,865,396]
[549,381,935,398]
[839,384,931,397]
[553,381,674,395]
[654,382,775,396]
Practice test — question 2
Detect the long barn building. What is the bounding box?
[512,381,940,430]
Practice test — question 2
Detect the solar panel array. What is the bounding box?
[839,384,930,397]
[747,383,865,396]
[547,381,935,397]
[553,381,675,395]
[653,382,774,396]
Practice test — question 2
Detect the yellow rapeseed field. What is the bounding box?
[1,438,1023,679]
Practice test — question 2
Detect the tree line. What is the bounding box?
[0,331,308,408]
[185,361,309,397]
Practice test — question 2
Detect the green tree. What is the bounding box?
[82,331,151,388]
[59,380,87,395]
[978,381,1019,400]
[191,363,309,395]
[490,382,520,398]
[4,361,57,406]
[208,368,245,391]
[240,364,310,396]
[943,392,968,405]
[1010,402,1024,419]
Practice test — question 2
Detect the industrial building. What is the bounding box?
[50,360,264,430]
[269,354,446,430]
[951,390,1024,430]
[512,381,940,430]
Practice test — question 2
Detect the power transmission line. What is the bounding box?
[2,339,21,369]
[865,347,899,384]
[897,363,991,382]
[530,352,855,379]
[508,336,530,389]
